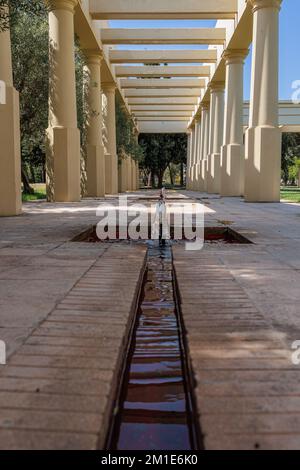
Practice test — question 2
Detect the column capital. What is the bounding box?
[208,81,225,93]
[200,102,209,111]
[194,115,201,123]
[83,50,104,66]
[102,82,117,93]
[222,49,249,65]
[247,0,282,13]
[46,0,78,13]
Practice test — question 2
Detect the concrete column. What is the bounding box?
[131,159,136,191]
[207,82,225,194]
[245,0,282,202]
[46,0,81,202]
[186,131,192,189]
[191,120,200,190]
[127,157,132,191]
[103,83,118,195]
[198,105,206,192]
[0,25,22,216]
[194,118,202,191]
[188,125,195,190]
[84,51,105,197]
[221,50,248,197]
[119,157,128,193]
[136,162,140,189]
[201,103,210,192]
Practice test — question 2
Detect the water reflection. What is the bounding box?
[112,242,194,451]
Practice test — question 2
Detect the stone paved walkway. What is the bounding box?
[174,191,300,450]
[0,192,300,449]
[0,199,146,449]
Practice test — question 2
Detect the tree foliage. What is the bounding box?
[139,133,187,188]
[281,133,300,185]
[116,94,143,164]
[0,0,46,32]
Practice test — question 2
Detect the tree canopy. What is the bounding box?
[139,133,187,188]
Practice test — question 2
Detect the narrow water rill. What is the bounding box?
[109,241,199,451]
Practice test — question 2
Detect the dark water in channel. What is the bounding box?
[110,242,197,451]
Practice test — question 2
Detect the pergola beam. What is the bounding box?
[115,65,210,78]
[90,0,238,20]
[130,105,195,111]
[136,117,189,121]
[101,28,226,45]
[128,97,199,105]
[125,89,202,98]
[109,49,217,64]
[120,78,206,88]
[133,111,192,117]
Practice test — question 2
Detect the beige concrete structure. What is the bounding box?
[207,83,225,194]
[244,0,282,202]
[84,51,105,197]
[103,84,118,195]
[0,26,22,216]
[2,0,300,217]
[221,49,248,197]
[46,0,81,202]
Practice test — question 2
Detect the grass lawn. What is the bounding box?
[281,187,300,203]
[22,183,46,202]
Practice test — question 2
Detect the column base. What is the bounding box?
[220,144,244,197]
[105,153,118,195]
[119,158,128,193]
[244,126,281,202]
[202,159,208,192]
[46,126,81,202]
[207,153,221,194]
[0,86,22,216]
[86,144,105,197]
[136,163,140,190]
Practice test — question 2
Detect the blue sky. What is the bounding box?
[110,0,300,100]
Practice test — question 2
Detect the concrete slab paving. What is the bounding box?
[174,191,300,450]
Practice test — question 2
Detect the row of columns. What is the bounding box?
[0,0,140,216]
[187,0,282,202]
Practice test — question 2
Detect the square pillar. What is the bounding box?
[244,0,282,202]
[0,27,22,216]
[46,0,81,202]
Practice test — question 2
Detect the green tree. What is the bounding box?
[0,0,45,32]
[139,133,187,188]
[281,133,300,185]
[116,94,143,164]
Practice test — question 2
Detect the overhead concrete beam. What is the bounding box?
[133,111,192,116]
[120,78,206,88]
[101,28,226,45]
[125,89,202,98]
[90,0,238,20]
[128,97,199,105]
[130,105,195,111]
[137,117,190,121]
[115,65,210,78]
[109,49,217,64]
[139,121,188,133]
